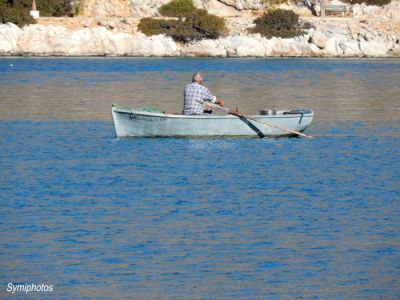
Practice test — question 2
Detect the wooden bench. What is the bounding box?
[324,4,348,16]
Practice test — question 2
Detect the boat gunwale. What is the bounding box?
[112,106,315,120]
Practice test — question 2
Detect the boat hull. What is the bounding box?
[112,106,314,138]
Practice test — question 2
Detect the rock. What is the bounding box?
[306,27,315,37]
[131,33,178,56]
[390,45,400,56]
[182,39,227,56]
[8,24,179,56]
[217,0,263,10]
[224,35,265,57]
[105,32,134,55]
[88,0,133,17]
[358,30,371,42]
[311,29,327,49]
[203,0,241,17]
[362,4,381,16]
[339,40,361,57]
[225,17,256,35]
[126,0,170,18]
[262,37,276,56]
[0,23,22,55]
[17,25,52,55]
[68,27,131,55]
[81,19,91,27]
[352,4,363,16]
[307,43,322,56]
[323,38,343,56]
[382,1,400,20]
[274,38,304,56]
[45,25,72,54]
[98,20,117,29]
[66,27,106,55]
[359,38,388,57]
[326,26,349,40]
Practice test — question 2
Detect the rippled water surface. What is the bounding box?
[0,58,399,299]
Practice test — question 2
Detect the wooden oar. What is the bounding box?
[205,102,313,139]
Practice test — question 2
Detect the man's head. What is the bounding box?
[192,71,203,84]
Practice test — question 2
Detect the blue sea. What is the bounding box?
[0,58,399,299]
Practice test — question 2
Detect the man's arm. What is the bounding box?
[202,86,224,106]
[215,98,224,106]
[204,99,226,112]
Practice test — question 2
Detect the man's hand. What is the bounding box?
[215,98,224,106]
[229,108,242,117]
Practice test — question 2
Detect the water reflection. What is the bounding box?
[0,58,399,124]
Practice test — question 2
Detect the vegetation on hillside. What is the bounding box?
[159,0,196,17]
[0,0,72,27]
[138,0,225,43]
[6,0,71,16]
[37,0,71,16]
[251,9,303,38]
[0,0,35,26]
[138,17,179,36]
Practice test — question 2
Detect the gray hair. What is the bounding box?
[192,71,202,83]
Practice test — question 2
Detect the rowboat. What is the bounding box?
[111,105,314,138]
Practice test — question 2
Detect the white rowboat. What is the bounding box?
[111,105,314,138]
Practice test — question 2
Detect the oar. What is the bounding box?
[205,102,313,139]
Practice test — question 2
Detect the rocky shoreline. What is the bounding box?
[0,1,399,57]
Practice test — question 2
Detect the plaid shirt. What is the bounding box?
[183,82,216,115]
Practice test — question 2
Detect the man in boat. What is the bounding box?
[183,72,225,115]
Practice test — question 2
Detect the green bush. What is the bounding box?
[301,21,313,30]
[183,9,225,40]
[138,3,225,43]
[251,9,303,38]
[159,0,196,17]
[342,0,390,5]
[0,1,36,26]
[0,0,71,26]
[138,17,179,36]
[36,0,72,16]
